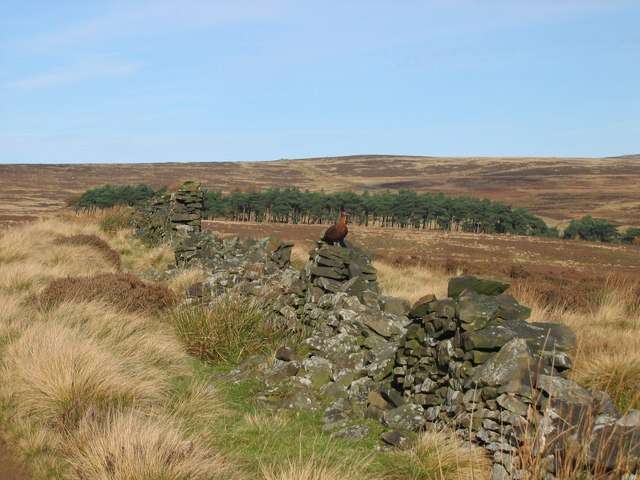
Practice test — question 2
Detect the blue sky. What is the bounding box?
[1,1,639,163]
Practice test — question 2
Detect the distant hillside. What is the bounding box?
[607,154,640,160]
[1,155,639,227]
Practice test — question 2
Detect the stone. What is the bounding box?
[381,386,405,408]
[618,410,640,428]
[409,294,436,318]
[367,391,390,410]
[448,276,510,299]
[361,312,399,338]
[279,389,317,411]
[431,299,457,319]
[495,294,531,321]
[536,375,593,406]
[528,322,577,352]
[496,394,529,416]
[491,463,510,480]
[380,430,414,449]
[310,265,349,280]
[349,377,374,402]
[383,403,426,432]
[382,296,411,316]
[275,346,297,362]
[472,338,535,389]
[302,356,333,388]
[588,424,640,471]
[457,294,499,331]
[333,424,369,439]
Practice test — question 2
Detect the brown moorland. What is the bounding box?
[205,220,640,311]
[1,155,639,227]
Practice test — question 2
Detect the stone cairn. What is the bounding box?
[134,180,203,250]
[170,181,204,234]
[305,241,379,303]
[134,198,640,479]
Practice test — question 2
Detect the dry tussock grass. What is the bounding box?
[0,215,233,478]
[261,450,372,480]
[67,410,232,480]
[374,260,450,303]
[39,272,176,313]
[54,234,122,269]
[1,322,167,433]
[0,218,119,295]
[168,266,209,297]
[170,296,282,364]
[41,301,188,378]
[378,429,491,480]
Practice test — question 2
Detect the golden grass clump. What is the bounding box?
[39,272,176,313]
[168,267,209,297]
[41,300,188,377]
[261,451,371,480]
[54,234,122,269]
[0,218,119,295]
[66,410,232,480]
[1,322,168,433]
[376,429,491,480]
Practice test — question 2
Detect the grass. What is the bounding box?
[54,233,122,269]
[39,272,176,313]
[373,260,452,303]
[0,217,228,478]
[65,409,232,480]
[203,362,489,480]
[169,296,285,365]
[376,430,490,480]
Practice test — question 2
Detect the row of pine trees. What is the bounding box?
[203,188,556,237]
[72,184,640,243]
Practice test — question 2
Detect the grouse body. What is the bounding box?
[322,209,348,245]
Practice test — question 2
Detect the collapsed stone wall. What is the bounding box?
[135,191,639,479]
[135,181,204,249]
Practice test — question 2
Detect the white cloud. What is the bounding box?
[5,61,141,90]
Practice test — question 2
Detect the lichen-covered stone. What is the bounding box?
[448,275,510,299]
[383,403,426,432]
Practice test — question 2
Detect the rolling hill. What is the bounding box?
[1,155,639,227]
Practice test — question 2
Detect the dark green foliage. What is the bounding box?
[203,187,556,237]
[563,216,620,243]
[73,184,162,209]
[622,227,640,244]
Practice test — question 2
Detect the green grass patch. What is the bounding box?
[168,296,290,365]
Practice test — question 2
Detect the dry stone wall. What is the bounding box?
[134,191,639,479]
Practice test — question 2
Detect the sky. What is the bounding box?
[1,0,639,164]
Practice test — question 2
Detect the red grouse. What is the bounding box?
[322,209,348,246]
